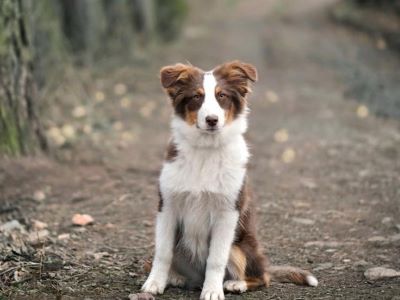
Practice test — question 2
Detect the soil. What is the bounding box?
[1,0,400,299]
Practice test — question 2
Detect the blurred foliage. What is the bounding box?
[0,0,188,155]
[155,0,188,42]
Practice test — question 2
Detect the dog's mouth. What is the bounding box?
[196,124,220,134]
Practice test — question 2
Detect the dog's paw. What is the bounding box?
[223,280,247,293]
[200,286,225,300]
[141,276,166,295]
[128,292,155,300]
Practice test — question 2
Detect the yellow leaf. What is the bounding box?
[265,90,279,103]
[114,83,127,95]
[120,97,131,108]
[72,106,87,118]
[274,129,289,143]
[282,147,296,163]
[356,105,369,118]
[95,91,105,102]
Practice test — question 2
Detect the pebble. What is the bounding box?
[128,293,155,300]
[305,241,342,248]
[364,267,400,281]
[292,217,315,225]
[33,220,48,230]
[313,262,333,271]
[28,229,50,245]
[33,190,46,202]
[381,217,392,224]
[0,220,25,234]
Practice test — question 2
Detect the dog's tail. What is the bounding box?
[266,265,318,287]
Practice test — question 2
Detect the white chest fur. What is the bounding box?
[158,115,249,266]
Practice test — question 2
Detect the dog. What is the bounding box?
[141,61,318,300]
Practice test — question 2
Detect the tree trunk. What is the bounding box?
[0,0,47,155]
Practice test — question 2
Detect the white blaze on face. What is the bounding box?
[197,72,225,131]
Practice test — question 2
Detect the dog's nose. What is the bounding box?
[206,115,218,127]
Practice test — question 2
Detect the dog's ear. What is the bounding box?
[225,60,258,82]
[214,61,258,97]
[160,63,193,88]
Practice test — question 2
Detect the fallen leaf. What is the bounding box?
[114,83,127,95]
[72,214,94,226]
[113,121,124,131]
[72,106,87,118]
[61,124,76,139]
[265,90,279,103]
[281,148,296,163]
[120,97,131,108]
[356,105,369,118]
[83,124,93,134]
[274,129,289,143]
[95,91,105,102]
[47,127,66,146]
[139,102,156,118]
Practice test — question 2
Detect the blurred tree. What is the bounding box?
[0,0,188,155]
[0,0,47,155]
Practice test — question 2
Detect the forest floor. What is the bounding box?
[1,0,400,299]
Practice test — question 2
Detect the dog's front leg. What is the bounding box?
[201,210,239,300]
[142,208,176,295]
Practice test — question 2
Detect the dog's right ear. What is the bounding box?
[160,63,192,88]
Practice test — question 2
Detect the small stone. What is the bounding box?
[325,249,336,253]
[0,220,25,234]
[92,252,110,260]
[72,214,94,226]
[381,217,392,224]
[33,190,46,202]
[313,262,333,271]
[57,233,70,240]
[33,220,48,230]
[128,293,155,300]
[368,236,387,245]
[28,229,50,245]
[343,259,351,263]
[305,241,342,248]
[292,217,315,225]
[364,267,400,281]
[143,220,153,227]
[354,260,369,268]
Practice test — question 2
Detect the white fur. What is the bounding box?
[143,73,250,299]
[223,280,248,293]
[197,72,225,131]
[306,275,318,287]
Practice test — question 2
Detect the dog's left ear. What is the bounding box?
[214,61,258,97]
[226,60,258,82]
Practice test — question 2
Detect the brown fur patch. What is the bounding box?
[229,246,247,280]
[165,140,178,162]
[160,63,204,122]
[233,178,269,281]
[244,277,266,290]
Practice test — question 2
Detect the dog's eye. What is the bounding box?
[218,93,227,99]
[193,94,201,101]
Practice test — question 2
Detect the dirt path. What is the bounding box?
[1,1,400,299]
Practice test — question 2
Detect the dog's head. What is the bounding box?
[160,61,257,134]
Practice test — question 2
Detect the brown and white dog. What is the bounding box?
[142,61,318,300]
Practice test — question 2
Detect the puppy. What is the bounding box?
[142,61,318,300]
